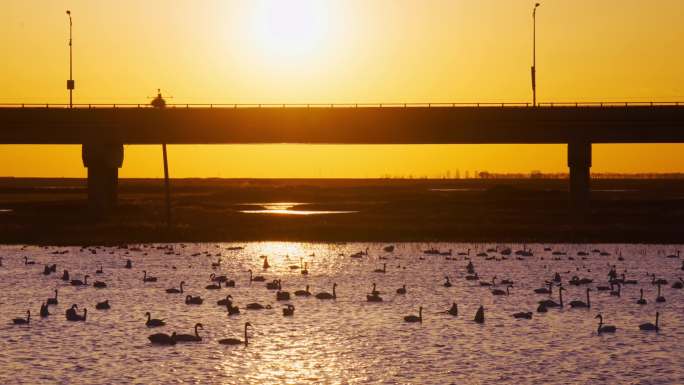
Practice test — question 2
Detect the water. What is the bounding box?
[0,243,682,384]
[238,202,357,215]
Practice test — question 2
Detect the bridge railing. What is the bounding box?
[0,102,681,109]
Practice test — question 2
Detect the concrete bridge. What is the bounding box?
[1,103,683,214]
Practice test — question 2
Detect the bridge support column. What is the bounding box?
[82,143,124,215]
[567,140,591,210]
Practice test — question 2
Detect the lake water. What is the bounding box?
[238,202,357,215]
[0,243,682,384]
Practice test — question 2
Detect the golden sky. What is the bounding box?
[2,0,683,178]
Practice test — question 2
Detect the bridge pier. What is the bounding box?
[82,143,124,215]
[567,140,592,210]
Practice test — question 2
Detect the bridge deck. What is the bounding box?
[1,105,683,145]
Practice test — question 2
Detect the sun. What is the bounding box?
[249,0,332,60]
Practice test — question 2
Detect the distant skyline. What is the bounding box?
[2,0,683,178]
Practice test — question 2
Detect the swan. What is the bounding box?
[491,285,511,296]
[245,303,270,310]
[142,271,158,283]
[96,300,110,310]
[166,281,185,294]
[570,288,591,308]
[61,270,70,281]
[637,288,647,305]
[672,278,683,289]
[480,277,496,287]
[145,312,166,327]
[666,250,680,259]
[383,245,395,252]
[93,281,107,288]
[211,258,222,268]
[148,332,177,346]
[96,265,103,274]
[447,303,458,316]
[40,303,50,318]
[373,263,387,273]
[301,262,309,275]
[466,261,475,274]
[474,305,484,323]
[70,275,90,286]
[513,312,532,319]
[24,256,35,265]
[12,310,30,325]
[639,312,659,332]
[443,276,452,288]
[66,306,86,322]
[262,256,270,269]
[219,322,252,346]
[539,286,564,308]
[276,290,291,301]
[294,285,311,297]
[610,283,621,297]
[47,289,58,305]
[465,273,479,281]
[595,314,616,334]
[266,280,280,290]
[210,273,228,282]
[651,274,667,285]
[315,283,337,300]
[185,295,203,305]
[534,282,552,294]
[404,306,422,323]
[366,287,383,302]
[656,283,666,302]
[225,299,240,315]
[125,259,132,269]
[174,323,203,342]
[396,284,407,295]
[205,280,222,290]
[283,304,295,316]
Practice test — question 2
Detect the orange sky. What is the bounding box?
[1,0,683,178]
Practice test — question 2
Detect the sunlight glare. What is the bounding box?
[250,0,332,61]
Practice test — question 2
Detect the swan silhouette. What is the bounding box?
[294,285,311,297]
[47,289,58,305]
[145,312,165,327]
[447,303,458,316]
[166,281,185,294]
[283,304,295,316]
[570,288,591,308]
[636,288,647,305]
[396,284,407,295]
[474,306,485,323]
[315,283,337,300]
[13,310,30,324]
[185,295,203,305]
[148,332,177,346]
[142,271,157,283]
[96,300,110,310]
[639,312,659,332]
[404,306,422,323]
[219,322,252,346]
[595,314,616,334]
[174,323,203,342]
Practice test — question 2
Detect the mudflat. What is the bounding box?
[0,177,682,244]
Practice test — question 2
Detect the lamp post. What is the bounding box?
[66,10,74,108]
[531,3,540,107]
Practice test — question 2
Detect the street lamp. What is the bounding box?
[66,10,74,108]
[531,3,540,107]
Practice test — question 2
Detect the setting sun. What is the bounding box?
[248,1,335,63]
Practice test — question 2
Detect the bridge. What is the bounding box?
[1,102,683,215]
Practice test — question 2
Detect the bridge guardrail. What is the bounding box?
[0,102,681,109]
